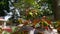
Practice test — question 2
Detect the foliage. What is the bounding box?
[0,0,9,16]
[13,0,53,20]
[37,0,53,16]
[53,21,60,29]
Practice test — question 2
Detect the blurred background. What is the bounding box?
[0,0,60,34]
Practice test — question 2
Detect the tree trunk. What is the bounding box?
[53,0,60,20]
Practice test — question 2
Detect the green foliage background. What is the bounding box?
[0,0,9,16]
